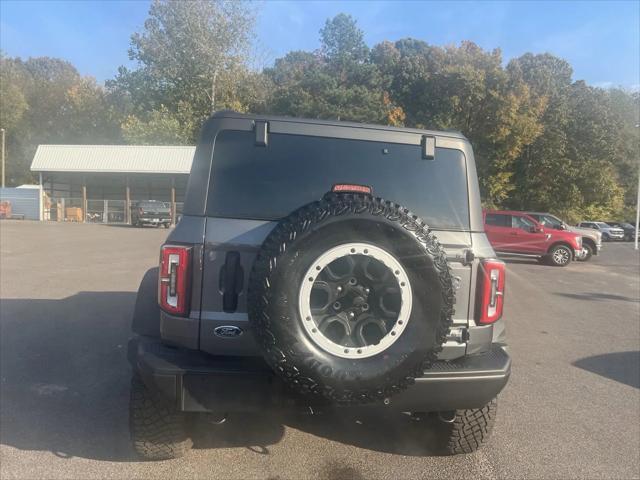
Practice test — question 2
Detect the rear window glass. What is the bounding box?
[206,130,470,229]
[139,201,168,208]
[485,213,510,227]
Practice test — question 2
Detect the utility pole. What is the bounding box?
[636,124,640,250]
[211,69,218,114]
[635,166,639,250]
[1,128,5,188]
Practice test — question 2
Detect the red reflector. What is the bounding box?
[331,184,372,194]
[158,245,192,316]
[476,259,505,325]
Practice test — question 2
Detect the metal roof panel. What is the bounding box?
[30,145,196,174]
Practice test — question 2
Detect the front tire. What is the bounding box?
[577,243,593,262]
[548,244,572,267]
[129,375,193,460]
[602,233,610,242]
[431,398,498,455]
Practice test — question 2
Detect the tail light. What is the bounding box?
[476,259,505,325]
[158,245,192,316]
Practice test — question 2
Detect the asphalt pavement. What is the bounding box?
[1,221,639,479]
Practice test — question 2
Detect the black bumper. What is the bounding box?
[129,337,511,413]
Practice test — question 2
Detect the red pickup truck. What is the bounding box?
[484,210,583,266]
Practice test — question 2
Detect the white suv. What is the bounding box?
[577,221,625,241]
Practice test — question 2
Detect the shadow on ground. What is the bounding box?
[573,351,640,389]
[0,292,445,462]
[556,292,639,303]
[501,257,545,266]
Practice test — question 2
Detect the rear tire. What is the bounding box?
[129,375,193,460]
[431,398,498,455]
[547,244,572,267]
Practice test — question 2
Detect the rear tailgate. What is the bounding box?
[199,218,473,359]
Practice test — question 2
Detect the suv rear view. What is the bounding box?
[129,112,511,460]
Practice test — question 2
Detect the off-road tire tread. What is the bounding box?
[248,193,454,405]
[443,398,498,454]
[129,375,192,460]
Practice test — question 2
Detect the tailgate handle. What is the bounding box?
[219,251,244,312]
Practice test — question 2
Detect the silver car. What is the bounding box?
[577,221,625,242]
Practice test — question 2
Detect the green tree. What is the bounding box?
[508,53,632,221]
[265,14,402,125]
[372,40,545,205]
[108,0,262,143]
[0,56,119,185]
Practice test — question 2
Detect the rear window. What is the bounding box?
[206,130,470,229]
[485,213,510,227]
[139,201,168,208]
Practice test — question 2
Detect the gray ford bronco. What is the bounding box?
[128,111,511,460]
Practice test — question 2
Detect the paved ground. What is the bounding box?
[1,220,639,480]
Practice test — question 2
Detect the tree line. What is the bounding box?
[1,0,638,222]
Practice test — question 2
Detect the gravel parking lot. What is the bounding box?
[1,221,639,480]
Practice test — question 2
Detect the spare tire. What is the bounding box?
[248,192,454,405]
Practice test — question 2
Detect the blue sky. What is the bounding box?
[1,0,638,89]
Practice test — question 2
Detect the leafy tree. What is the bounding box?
[0,56,119,185]
[265,14,402,125]
[372,40,545,204]
[508,53,634,221]
[121,105,192,145]
[108,0,261,143]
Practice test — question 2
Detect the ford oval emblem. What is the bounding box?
[214,326,243,338]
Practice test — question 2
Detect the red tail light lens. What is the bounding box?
[476,259,505,325]
[158,245,192,316]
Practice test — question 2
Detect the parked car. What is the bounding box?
[526,212,601,261]
[131,200,171,228]
[576,221,625,241]
[605,221,639,242]
[484,210,582,266]
[129,111,510,460]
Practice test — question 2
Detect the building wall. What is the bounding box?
[0,187,41,220]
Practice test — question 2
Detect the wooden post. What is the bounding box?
[171,177,176,225]
[125,176,131,224]
[81,180,87,223]
[38,172,44,221]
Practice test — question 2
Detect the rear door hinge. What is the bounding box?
[421,135,435,160]
[447,327,469,344]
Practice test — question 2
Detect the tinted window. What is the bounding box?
[139,201,168,209]
[206,130,470,229]
[485,213,510,227]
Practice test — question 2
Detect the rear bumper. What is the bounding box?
[139,217,170,223]
[129,337,511,413]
